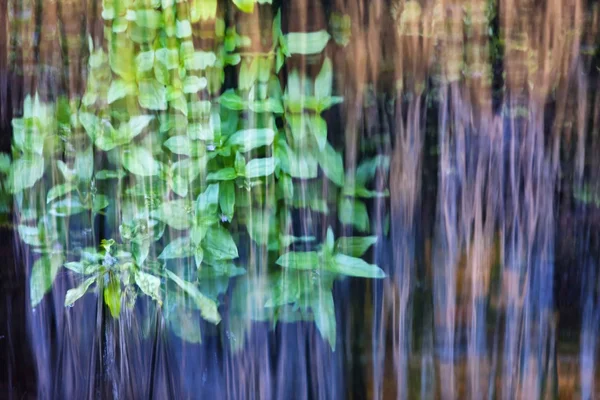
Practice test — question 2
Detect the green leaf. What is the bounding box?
[135,270,162,305]
[164,135,191,156]
[183,76,208,93]
[244,157,275,179]
[226,128,275,152]
[65,277,96,307]
[127,115,155,138]
[184,51,217,70]
[95,169,126,180]
[191,0,217,21]
[138,79,168,110]
[155,48,180,70]
[132,239,150,265]
[276,251,320,270]
[194,248,204,268]
[338,198,369,232]
[197,262,245,278]
[9,157,45,193]
[219,181,235,220]
[238,58,259,90]
[232,0,255,13]
[57,160,76,181]
[30,253,64,307]
[355,155,390,185]
[203,225,238,260]
[335,236,377,257]
[196,183,219,216]
[325,227,335,254]
[136,50,155,73]
[314,57,333,99]
[218,90,245,110]
[165,269,221,324]
[170,94,188,116]
[12,118,45,155]
[158,236,193,259]
[284,31,330,55]
[75,146,94,182]
[49,198,87,217]
[107,79,136,103]
[311,288,336,350]
[135,9,162,29]
[317,143,344,186]
[176,19,192,38]
[151,199,192,230]
[187,122,214,140]
[167,304,203,343]
[309,114,327,151]
[122,146,162,176]
[104,274,122,318]
[47,183,76,204]
[328,253,385,278]
[207,168,237,181]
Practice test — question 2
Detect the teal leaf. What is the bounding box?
[315,57,333,99]
[335,236,378,258]
[328,253,385,278]
[196,183,219,216]
[151,199,192,230]
[207,168,237,181]
[64,277,96,307]
[203,225,238,260]
[30,253,64,307]
[134,270,162,305]
[244,157,275,179]
[46,183,76,204]
[75,146,94,182]
[158,236,193,259]
[165,269,221,324]
[338,198,369,232]
[9,157,45,193]
[95,170,126,180]
[18,224,42,246]
[311,288,336,350]
[317,143,344,186]
[219,181,235,220]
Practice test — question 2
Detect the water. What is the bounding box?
[1,0,600,399]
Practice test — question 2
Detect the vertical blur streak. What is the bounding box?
[5,0,600,399]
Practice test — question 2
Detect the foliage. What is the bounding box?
[5,0,389,351]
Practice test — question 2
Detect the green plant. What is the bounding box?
[7,0,389,350]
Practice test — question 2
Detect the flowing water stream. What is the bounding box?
[1,0,600,399]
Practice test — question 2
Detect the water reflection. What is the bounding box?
[2,0,600,399]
